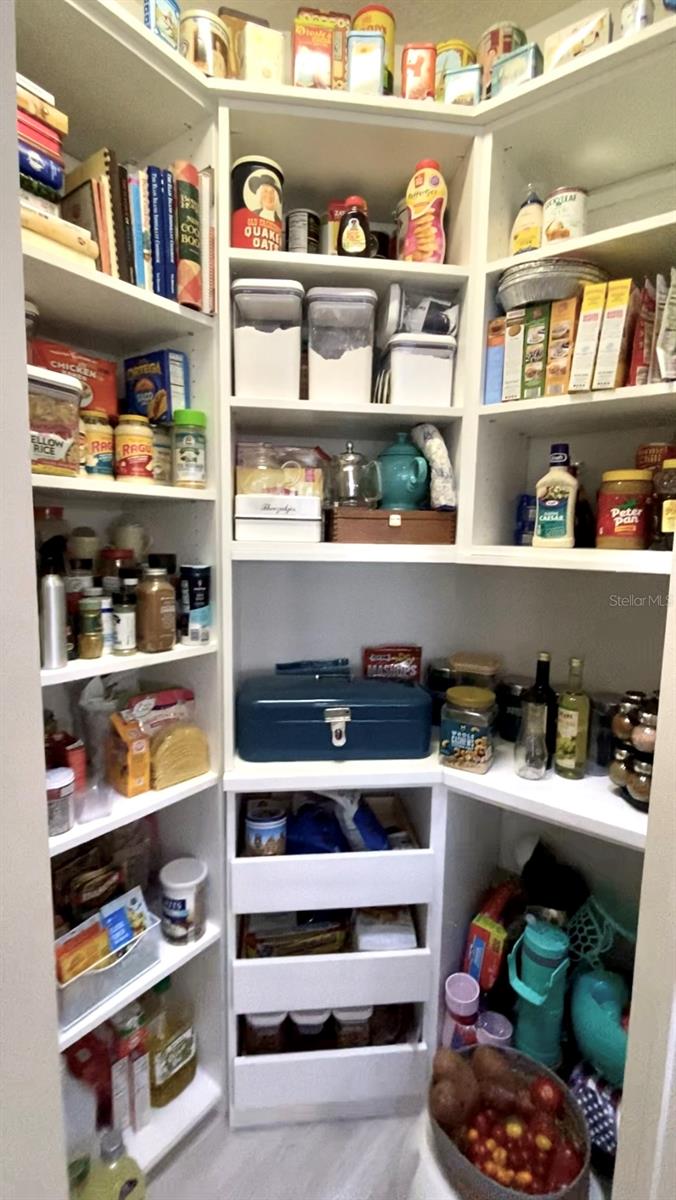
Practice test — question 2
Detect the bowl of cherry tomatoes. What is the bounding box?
[429,1046,590,1199]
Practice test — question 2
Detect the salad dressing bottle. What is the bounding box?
[533,443,578,549]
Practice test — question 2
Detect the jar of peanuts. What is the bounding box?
[440,686,496,774]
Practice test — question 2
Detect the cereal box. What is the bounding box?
[545,297,579,396]
[569,282,607,392]
[502,307,526,402]
[293,10,333,88]
[123,349,190,423]
[483,316,505,405]
[31,339,118,418]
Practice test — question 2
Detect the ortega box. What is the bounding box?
[123,349,190,423]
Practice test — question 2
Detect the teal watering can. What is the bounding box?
[508,919,569,1068]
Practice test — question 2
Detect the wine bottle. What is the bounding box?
[555,657,590,780]
[524,651,557,767]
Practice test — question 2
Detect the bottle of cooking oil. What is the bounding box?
[145,978,197,1107]
[555,657,590,780]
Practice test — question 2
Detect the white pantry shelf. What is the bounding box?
[58,921,221,1051]
[48,771,219,857]
[467,546,673,575]
[126,1068,222,1174]
[41,641,217,687]
[233,949,431,1015]
[231,397,462,438]
[486,212,676,279]
[479,383,676,435]
[229,249,469,292]
[32,473,216,502]
[22,247,212,357]
[231,543,460,564]
[226,750,439,793]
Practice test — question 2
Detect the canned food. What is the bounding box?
[286,208,321,254]
[476,21,526,97]
[352,5,395,93]
[402,43,436,100]
[635,442,676,472]
[114,414,154,482]
[179,9,230,77]
[435,39,475,98]
[347,29,385,94]
[543,187,588,242]
[231,155,284,252]
[81,409,113,476]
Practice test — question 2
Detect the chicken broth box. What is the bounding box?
[545,297,580,396]
[521,304,551,399]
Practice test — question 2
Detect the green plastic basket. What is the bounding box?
[567,892,638,971]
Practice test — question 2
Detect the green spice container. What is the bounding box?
[172,410,206,489]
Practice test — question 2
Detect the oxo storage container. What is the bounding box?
[389,332,456,407]
[232,279,304,401]
[237,675,432,762]
[307,287,377,406]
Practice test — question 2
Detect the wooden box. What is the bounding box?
[325,508,457,545]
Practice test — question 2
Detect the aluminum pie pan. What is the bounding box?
[497,258,609,312]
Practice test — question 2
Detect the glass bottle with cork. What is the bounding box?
[555,656,590,779]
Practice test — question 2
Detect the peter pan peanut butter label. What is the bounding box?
[596,492,648,541]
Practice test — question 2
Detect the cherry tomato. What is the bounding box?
[546,1140,584,1191]
[492,1146,508,1166]
[491,1122,508,1146]
[482,1160,499,1179]
[529,1112,557,1141]
[505,1116,526,1140]
[515,1169,534,1191]
[485,1138,497,1153]
[530,1075,564,1115]
[466,1127,480,1144]
[497,1167,515,1187]
[534,1133,554,1153]
[475,1111,492,1137]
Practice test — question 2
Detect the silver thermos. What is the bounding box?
[40,557,67,669]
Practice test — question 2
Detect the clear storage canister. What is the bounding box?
[307,287,377,406]
[232,278,304,401]
[388,332,457,407]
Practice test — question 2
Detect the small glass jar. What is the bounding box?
[78,595,103,659]
[626,758,652,811]
[114,413,154,481]
[244,1012,287,1056]
[609,747,632,790]
[153,424,173,484]
[652,457,676,551]
[611,697,642,742]
[137,567,176,652]
[631,709,657,755]
[112,592,137,655]
[440,686,497,774]
[172,410,207,489]
[101,547,135,594]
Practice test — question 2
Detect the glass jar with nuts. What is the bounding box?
[440,686,497,774]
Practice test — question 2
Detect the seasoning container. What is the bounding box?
[285,209,320,254]
[587,693,620,775]
[46,767,75,836]
[84,586,114,654]
[611,693,645,742]
[179,564,211,646]
[231,155,284,252]
[136,567,176,652]
[347,30,385,94]
[101,547,135,594]
[80,410,114,476]
[401,43,436,100]
[596,469,653,549]
[435,39,475,98]
[543,187,588,243]
[179,9,230,77]
[159,857,207,944]
[440,686,497,774]
[153,425,172,483]
[496,676,529,742]
[244,1013,287,1056]
[114,414,154,482]
[337,197,370,258]
[652,457,676,550]
[631,709,658,755]
[621,0,654,35]
[112,591,137,655]
[172,410,207,489]
[334,1006,372,1048]
[78,595,103,659]
[626,759,652,811]
[290,1010,330,1050]
[609,747,632,790]
[245,800,287,856]
[449,651,502,691]
[352,4,395,93]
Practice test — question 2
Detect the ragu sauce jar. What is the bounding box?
[231,156,284,252]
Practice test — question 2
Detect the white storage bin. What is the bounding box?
[232,279,304,401]
[56,914,161,1032]
[307,287,377,406]
[234,494,322,543]
[388,333,457,407]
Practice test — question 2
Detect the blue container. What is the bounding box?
[237,676,432,762]
[508,919,569,1067]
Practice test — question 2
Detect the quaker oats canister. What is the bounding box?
[231,155,284,252]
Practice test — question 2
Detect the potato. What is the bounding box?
[479,1080,522,1113]
[430,1079,466,1133]
[433,1047,466,1083]
[472,1046,513,1084]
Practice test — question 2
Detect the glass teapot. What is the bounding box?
[327,441,381,508]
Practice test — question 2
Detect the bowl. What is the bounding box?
[497,259,608,312]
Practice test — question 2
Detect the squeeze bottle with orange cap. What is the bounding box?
[401,159,448,263]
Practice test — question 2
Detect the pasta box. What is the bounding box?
[237,675,432,761]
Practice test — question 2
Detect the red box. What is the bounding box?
[31,338,118,419]
[362,645,422,682]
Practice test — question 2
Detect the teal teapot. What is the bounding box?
[377,432,429,510]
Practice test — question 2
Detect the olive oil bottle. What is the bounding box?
[555,657,590,779]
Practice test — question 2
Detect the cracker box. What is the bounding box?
[293,10,333,88]
[593,278,640,391]
[31,338,118,418]
[502,307,526,402]
[569,282,607,392]
[545,297,580,395]
[521,303,551,399]
[123,349,190,423]
[483,316,505,405]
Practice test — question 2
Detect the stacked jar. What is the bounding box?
[609,689,659,812]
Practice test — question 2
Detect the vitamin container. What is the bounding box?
[231,155,284,252]
[347,30,385,94]
[46,766,75,837]
[352,5,395,93]
[290,1009,330,1049]
[114,414,154,482]
[401,43,436,100]
[179,9,230,77]
[543,187,588,243]
[435,39,475,98]
[440,686,497,774]
[285,209,320,254]
[245,800,287,856]
[307,287,377,406]
[172,410,207,488]
[595,469,653,549]
[160,857,207,944]
[232,279,304,401]
[81,410,113,476]
[388,332,456,407]
[334,1006,373,1048]
[244,1012,287,1055]
[153,425,172,483]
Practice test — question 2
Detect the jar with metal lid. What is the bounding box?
[440,686,497,774]
[595,469,653,549]
[449,651,502,692]
[84,587,113,655]
[81,409,114,476]
[631,709,657,756]
[101,547,135,594]
[652,457,676,550]
[78,595,103,659]
[609,747,632,790]
[611,693,645,742]
[112,592,137,656]
[137,567,176,652]
[587,693,620,774]
[172,410,207,488]
[626,759,652,811]
[115,414,154,482]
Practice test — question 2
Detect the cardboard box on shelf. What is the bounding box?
[545,296,579,396]
[592,278,640,391]
[502,307,526,402]
[569,282,607,392]
[483,316,505,405]
[521,303,551,400]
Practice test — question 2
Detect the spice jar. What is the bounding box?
[112,591,137,655]
[101,547,135,594]
[153,425,172,484]
[611,694,644,742]
[440,686,497,774]
[631,709,657,755]
[46,766,75,836]
[78,595,103,659]
[137,567,176,652]
[115,414,154,482]
[652,457,676,550]
[626,758,652,811]
[595,469,653,549]
[609,747,632,790]
[587,693,620,775]
[85,586,114,654]
[172,410,207,489]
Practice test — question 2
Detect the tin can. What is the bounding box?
[179,9,230,77]
[231,155,284,252]
[179,564,211,645]
[543,187,588,242]
[347,30,385,94]
[245,800,287,856]
[621,0,654,35]
[435,39,475,98]
[114,415,154,482]
[477,21,527,97]
[352,5,395,93]
[443,63,481,106]
[402,43,436,100]
[81,410,113,476]
[286,208,321,254]
[153,425,172,483]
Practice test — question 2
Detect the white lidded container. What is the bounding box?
[307,287,377,406]
[232,278,304,401]
[388,332,457,407]
[159,856,208,944]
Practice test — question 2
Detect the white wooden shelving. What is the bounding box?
[32,473,216,502]
[231,397,463,437]
[229,248,469,289]
[40,641,217,686]
[231,542,462,564]
[479,383,676,435]
[126,1068,222,1174]
[465,546,672,575]
[232,949,432,1015]
[486,212,676,279]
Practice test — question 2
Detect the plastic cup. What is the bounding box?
[477,1011,513,1047]
[445,972,480,1017]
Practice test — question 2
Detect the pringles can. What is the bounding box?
[231,156,284,252]
[352,5,396,94]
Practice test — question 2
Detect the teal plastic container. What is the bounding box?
[508,919,569,1067]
